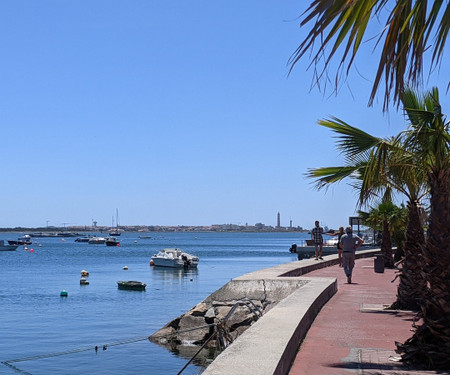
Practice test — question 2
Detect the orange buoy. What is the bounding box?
[150,260,154,266]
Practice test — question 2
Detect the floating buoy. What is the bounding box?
[190,279,193,282]
[61,239,65,242]
[60,290,68,297]
[81,270,89,277]
[116,243,120,247]
[30,249,34,253]
[123,266,128,270]
[24,247,28,251]
[134,240,137,243]
[38,244,42,247]
[150,260,154,266]
[80,277,89,285]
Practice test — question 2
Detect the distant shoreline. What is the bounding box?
[0,225,310,234]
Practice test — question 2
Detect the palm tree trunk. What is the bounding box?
[381,220,394,267]
[397,169,450,369]
[390,201,426,310]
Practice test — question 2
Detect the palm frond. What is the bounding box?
[290,0,450,110]
[318,116,382,158]
[305,165,360,190]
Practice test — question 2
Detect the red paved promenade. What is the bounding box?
[288,257,447,375]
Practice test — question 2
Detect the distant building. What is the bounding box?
[277,212,280,228]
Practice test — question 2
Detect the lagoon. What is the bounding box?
[0,231,316,375]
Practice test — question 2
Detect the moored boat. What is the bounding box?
[88,236,106,244]
[0,240,18,251]
[8,235,32,246]
[150,248,199,268]
[117,281,146,291]
[105,237,120,246]
[75,236,91,242]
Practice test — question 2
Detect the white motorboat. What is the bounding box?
[88,236,106,244]
[150,248,199,268]
[0,240,18,251]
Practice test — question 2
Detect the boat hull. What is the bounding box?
[0,245,19,251]
[117,281,146,291]
[88,237,106,244]
[151,248,199,268]
[151,257,194,268]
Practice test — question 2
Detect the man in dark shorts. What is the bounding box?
[311,220,324,260]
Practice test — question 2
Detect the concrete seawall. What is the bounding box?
[202,249,379,375]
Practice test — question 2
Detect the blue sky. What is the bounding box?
[1,1,448,230]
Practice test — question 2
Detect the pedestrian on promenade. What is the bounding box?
[311,220,324,260]
[339,226,364,283]
[328,226,344,267]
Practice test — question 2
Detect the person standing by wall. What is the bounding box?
[339,226,364,283]
[329,226,345,267]
[311,220,324,260]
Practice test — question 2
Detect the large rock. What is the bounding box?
[191,302,208,316]
[177,314,210,344]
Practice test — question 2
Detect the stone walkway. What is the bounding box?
[288,257,448,375]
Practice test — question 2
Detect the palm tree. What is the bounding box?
[307,87,449,368]
[359,201,400,268]
[395,87,450,369]
[307,117,428,310]
[359,201,408,267]
[290,1,450,109]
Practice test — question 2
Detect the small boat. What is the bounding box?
[105,237,120,246]
[88,236,106,244]
[138,235,152,239]
[150,248,199,268]
[0,240,18,251]
[117,281,146,291]
[8,235,32,246]
[75,237,90,242]
[109,208,121,236]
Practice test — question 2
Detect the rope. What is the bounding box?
[2,299,262,374]
[2,336,150,365]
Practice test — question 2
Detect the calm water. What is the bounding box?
[0,231,316,375]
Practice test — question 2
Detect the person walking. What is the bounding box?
[311,220,324,260]
[329,226,344,267]
[339,226,364,283]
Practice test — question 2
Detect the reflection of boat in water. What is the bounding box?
[105,237,120,246]
[150,248,199,268]
[117,281,146,291]
[151,267,198,282]
[88,236,106,244]
[8,235,32,246]
[0,240,18,251]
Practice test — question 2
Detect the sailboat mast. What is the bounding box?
[116,208,119,228]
